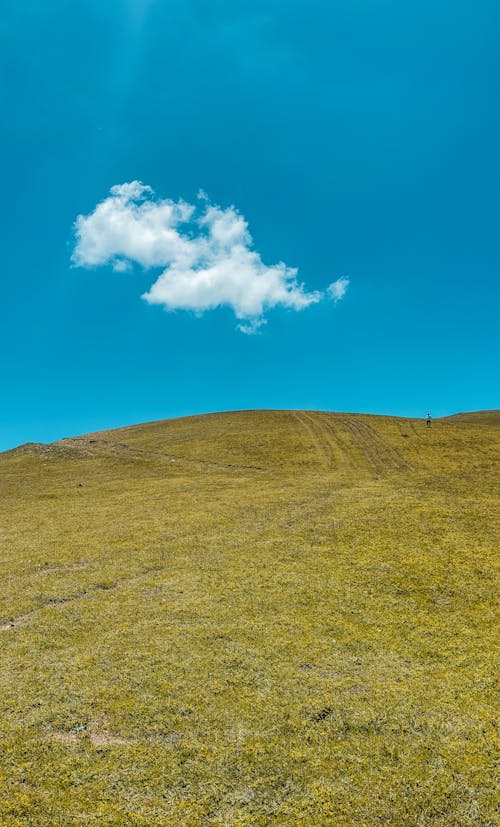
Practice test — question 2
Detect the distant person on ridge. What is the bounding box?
[426,412,432,428]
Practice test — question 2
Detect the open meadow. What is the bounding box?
[0,410,498,825]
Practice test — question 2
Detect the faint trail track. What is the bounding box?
[293,412,357,473]
[0,565,171,632]
[50,728,131,747]
[31,562,89,578]
[14,437,269,474]
[63,437,270,472]
[339,417,413,474]
[315,414,358,473]
[293,412,413,475]
[293,412,335,469]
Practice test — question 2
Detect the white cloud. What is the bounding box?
[112,259,132,273]
[328,276,350,303]
[72,182,348,332]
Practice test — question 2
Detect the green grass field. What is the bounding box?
[0,410,498,826]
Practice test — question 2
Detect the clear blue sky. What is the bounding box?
[1,0,499,450]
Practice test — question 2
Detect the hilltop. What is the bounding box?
[7,407,499,476]
[0,410,498,825]
[442,409,500,426]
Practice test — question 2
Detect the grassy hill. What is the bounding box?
[442,410,500,426]
[0,410,498,826]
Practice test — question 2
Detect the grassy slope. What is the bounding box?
[0,411,498,826]
[443,410,500,426]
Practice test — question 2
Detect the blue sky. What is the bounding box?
[1,0,498,450]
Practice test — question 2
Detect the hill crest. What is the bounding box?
[3,408,498,480]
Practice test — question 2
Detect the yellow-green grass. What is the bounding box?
[0,410,498,826]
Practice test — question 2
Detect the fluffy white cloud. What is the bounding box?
[72,182,196,270]
[72,182,348,332]
[328,276,350,303]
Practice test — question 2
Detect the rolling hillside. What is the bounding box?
[0,411,498,826]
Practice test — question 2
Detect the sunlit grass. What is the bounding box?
[0,411,498,825]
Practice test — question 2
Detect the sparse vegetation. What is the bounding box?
[0,410,498,825]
